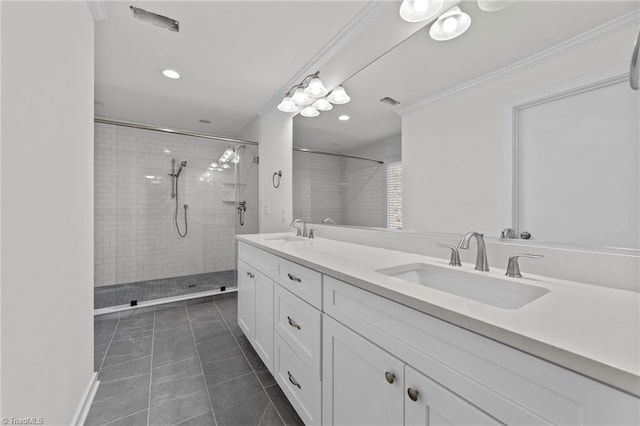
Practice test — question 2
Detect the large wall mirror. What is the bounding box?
[292,0,639,251]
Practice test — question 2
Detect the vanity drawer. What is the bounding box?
[238,242,278,278]
[276,257,322,308]
[274,333,321,426]
[274,284,322,377]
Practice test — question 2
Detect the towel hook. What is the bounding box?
[272,170,282,188]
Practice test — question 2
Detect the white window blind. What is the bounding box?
[386,161,403,229]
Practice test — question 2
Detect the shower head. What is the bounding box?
[176,161,187,177]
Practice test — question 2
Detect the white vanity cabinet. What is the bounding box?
[322,315,404,426]
[237,244,278,373]
[237,240,640,426]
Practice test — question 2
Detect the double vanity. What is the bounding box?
[236,232,639,425]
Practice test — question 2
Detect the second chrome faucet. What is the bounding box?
[458,231,490,272]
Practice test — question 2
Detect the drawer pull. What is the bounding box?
[246,272,254,279]
[287,316,301,330]
[287,273,302,283]
[384,371,395,384]
[407,387,419,402]
[288,371,301,389]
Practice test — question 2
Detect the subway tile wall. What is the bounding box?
[94,123,259,287]
[292,141,387,227]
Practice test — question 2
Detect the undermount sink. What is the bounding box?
[264,236,305,243]
[377,263,549,309]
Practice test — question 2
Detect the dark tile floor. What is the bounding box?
[95,271,237,309]
[90,293,304,426]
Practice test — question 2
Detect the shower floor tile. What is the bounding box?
[89,293,303,426]
[94,271,237,309]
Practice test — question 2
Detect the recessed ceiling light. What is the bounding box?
[162,69,180,79]
[338,115,350,121]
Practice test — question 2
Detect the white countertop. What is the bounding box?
[237,232,640,397]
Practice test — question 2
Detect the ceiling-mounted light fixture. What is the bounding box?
[277,71,350,117]
[477,0,516,12]
[429,6,471,41]
[327,85,351,105]
[300,107,320,118]
[338,115,350,121]
[162,69,180,79]
[399,0,444,23]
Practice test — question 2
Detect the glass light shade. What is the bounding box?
[327,86,351,105]
[399,0,444,23]
[304,77,328,97]
[300,107,320,118]
[477,0,516,12]
[232,154,240,164]
[291,87,311,105]
[277,96,299,113]
[429,7,471,41]
[221,163,230,169]
[312,97,333,111]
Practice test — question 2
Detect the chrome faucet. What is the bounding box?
[500,227,517,239]
[322,217,336,225]
[290,219,307,237]
[458,231,490,272]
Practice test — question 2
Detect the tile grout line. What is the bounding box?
[97,316,121,373]
[146,311,156,426]
[213,298,288,426]
[186,304,220,426]
[98,408,148,426]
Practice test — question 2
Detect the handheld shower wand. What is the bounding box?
[169,158,188,237]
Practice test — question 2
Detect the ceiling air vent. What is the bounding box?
[379,97,401,106]
[130,6,179,32]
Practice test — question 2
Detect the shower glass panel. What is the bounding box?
[94,123,258,309]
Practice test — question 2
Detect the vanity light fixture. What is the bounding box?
[300,106,320,118]
[429,6,471,41]
[477,0,516,12]
[327,85,351,104]
[162,69,181,79]
[277,71,350,117]
[312,97,333,111]
[399,0,444,23]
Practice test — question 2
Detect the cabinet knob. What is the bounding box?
[384,371,395,384]
[407,387,419,402]
[287,371,301,389]
[287,316,301,330]
[287,273,302,283]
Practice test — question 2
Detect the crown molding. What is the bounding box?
[256,0,392,118]
[87,0,107,21]
[397,10,640,116]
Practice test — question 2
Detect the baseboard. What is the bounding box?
[71,372,99,425]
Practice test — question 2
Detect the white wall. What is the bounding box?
[94,124,258,287]
[1,2,94,423]
[402,27,639,238]
[259,110,294,232]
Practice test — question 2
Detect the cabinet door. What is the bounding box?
[322,315,404,426]
[253,269,274,373]
[405,366,501,426]
[237,259,255,341]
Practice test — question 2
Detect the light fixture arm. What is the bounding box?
[284,71,320,96]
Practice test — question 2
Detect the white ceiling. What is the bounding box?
[293,0,639,152]
[94,1,368,138]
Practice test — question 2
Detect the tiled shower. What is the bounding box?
[94,123,258,309]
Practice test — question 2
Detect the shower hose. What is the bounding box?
[174,180,188,238]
